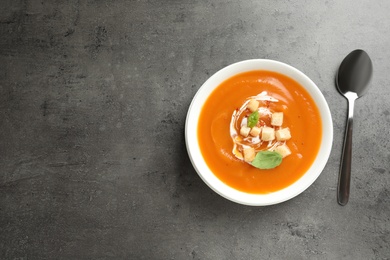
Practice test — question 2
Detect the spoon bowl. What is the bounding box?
[336,49,373,206]
[336,50,373,97]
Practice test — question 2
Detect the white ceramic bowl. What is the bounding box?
[185,59,333,206]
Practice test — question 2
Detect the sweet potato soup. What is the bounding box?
[198,70,322,194]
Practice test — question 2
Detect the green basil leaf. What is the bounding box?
[247,111,259,128]
[251,151,283,169]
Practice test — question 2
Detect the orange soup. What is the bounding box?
[198,70,322,194]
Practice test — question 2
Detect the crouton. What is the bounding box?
[276,127,291,141]
[240,125,251,137]
[249,126,261,137]
[274,144,291,158]
[261,126,275,141]
[243,147,256,162]
[247,99,259,112]
[271,112,283,126]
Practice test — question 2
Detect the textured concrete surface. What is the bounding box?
[1,0,389,259]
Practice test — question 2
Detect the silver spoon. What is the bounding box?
[336,49,373,206]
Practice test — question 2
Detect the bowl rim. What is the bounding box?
[185,59,333,206]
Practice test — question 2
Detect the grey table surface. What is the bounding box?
[1,1,389,259]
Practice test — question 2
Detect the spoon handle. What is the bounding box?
[337,95,356,206]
